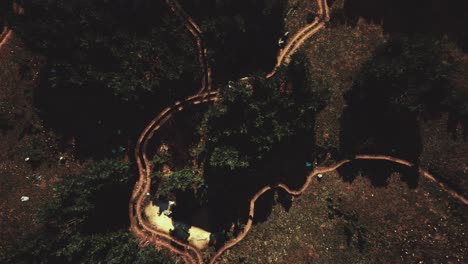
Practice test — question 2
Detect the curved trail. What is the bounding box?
[130,92,218,264]
[130,0,468,263]
[0,27,12,50]
[209,155,468,263]
[266,0,330,78]
[166,0,212,93]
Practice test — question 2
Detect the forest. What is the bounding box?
[1,0,467,263]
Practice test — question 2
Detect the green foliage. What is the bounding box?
[152,152,170,166]
[158,168,204,197]
[5,159,174,264]
[14,0,199,102]
[194,0,287,80]
[209,146,249,170]
[43,160,128,226]
[23,136,54,165]
[357,35,459,118]
[199,56,329,171]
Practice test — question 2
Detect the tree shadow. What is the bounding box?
[180,0,288,82]
[342,0,468,52]
[14,0,201,159]
[338,37,426,188]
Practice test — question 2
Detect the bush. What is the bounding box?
[157,168,204,198]
[4,159,174,264]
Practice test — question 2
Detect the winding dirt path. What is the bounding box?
[130,0,468,263]
[130,92,218,264]
[166,0,212,93]
[209,155,468,263]
[266,0,330,78]
[0,27,12,50]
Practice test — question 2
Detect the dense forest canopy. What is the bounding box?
[200,58,329,173]
[2,0,467,262]
[5,160,175,264]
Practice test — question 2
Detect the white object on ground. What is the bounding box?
[168,201,175,206]
[317,174,323,179]
[25,157,30,162]
[59,156,65,161]
[20,196,29,202]
[146,192,150,196]
[163,210,172,216]
[144,201,211,250]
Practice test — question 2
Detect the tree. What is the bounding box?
[199,56,329,173]
[356,35,458,119]
[182,0,288,81]
[15,0,200,99]
[157,168,205,198]
[4,159,174,264]
[11,0,202,158]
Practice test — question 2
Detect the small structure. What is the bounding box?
[144,201,212,250]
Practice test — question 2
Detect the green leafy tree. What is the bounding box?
[199,56,329,172]
[4,160,174,264]
[15,0,200,101]
[157,168,204,198]
[356,35,459,119]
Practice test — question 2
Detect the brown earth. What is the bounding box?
[0,31,84,257]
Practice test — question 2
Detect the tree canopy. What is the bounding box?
[4,160,174,264]
[15,0,200,101]
[199,56,329,173]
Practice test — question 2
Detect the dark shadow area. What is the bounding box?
[336,160,420,188]
[447,111,468,141]
[253,190,274,224]
[12,0,201,159]
[339,29,463,188]
[339,37,428,188]
[83,181,132,233]
[343,0,468,52]
[277,188,293,212]
[180,0,288,83]
[198,66,325,233]
[337,0,468,195]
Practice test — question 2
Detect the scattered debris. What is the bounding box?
[20,196,29,202]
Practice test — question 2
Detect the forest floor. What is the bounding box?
[1,0,466,262]
[218,169,467,263]
[218,0,468,262]
[0,32,84,257]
